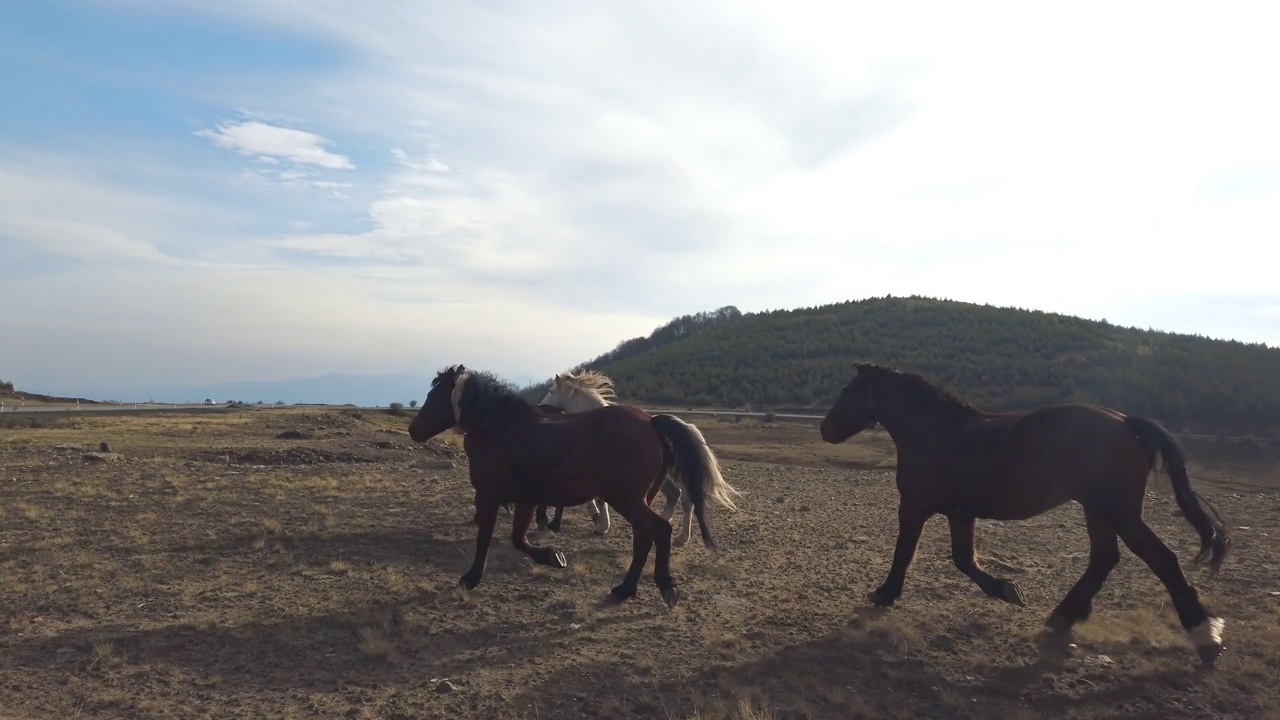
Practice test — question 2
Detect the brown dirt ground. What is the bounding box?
[2,409,1279,720]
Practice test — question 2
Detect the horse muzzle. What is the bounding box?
[408,419,429,442]
[819,419,839,443]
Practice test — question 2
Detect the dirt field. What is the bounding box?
[2,409,1279,719]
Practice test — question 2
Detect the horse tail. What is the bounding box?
[1125,415,1231,574]
[650,414,741,550]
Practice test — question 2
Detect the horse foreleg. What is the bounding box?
[871,503,931,606]
[461,496,501,590]
[1046,505,1119,632]
[511,503,567,568]
[946,513,1026,606]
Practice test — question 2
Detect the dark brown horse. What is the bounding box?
[820,363,1231,666]
[408,365,738,606]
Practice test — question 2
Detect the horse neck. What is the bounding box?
[561,388,610,413]
[458,396,536,436]
[873,382,973,447]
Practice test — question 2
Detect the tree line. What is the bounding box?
[553,296,1280,437]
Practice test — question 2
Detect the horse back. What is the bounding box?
[469,403,664,504]
[936,404,1149,518]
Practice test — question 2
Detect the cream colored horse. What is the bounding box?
[540,370,740,546]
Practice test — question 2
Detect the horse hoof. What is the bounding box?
[1044,612,1074,634]
[672,536,689,548]
[610,584,637,602]
[662,586,679,609]
[459,573,481,590]
[593,528,608,536]
[1197,642,1223,668]
[868,589,897,607]
[1001,582,1028,607]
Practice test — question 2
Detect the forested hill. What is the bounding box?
[570,296,1280,436]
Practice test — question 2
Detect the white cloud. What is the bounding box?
[197,120,355,170]
[390,148,450,173]
[5,0,1280,398]
[163,0,1280,331]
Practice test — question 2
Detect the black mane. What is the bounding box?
[457,368,534,422]
[860,363,971,413]
[431,364,465,387]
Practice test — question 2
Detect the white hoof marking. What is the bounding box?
[1189,617,1225,648]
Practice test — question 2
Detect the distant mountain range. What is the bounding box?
[87,373,431,407]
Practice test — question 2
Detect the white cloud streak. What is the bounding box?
[197,120,354,170]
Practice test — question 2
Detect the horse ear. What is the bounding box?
[854,362,872,374]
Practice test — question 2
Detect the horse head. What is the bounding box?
[820,362,878,443]
[409,364,468,441]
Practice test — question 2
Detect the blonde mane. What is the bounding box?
[557,369,617,402]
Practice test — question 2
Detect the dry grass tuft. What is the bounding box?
[855,614,923,653]
[1073,605,1185,647]
[681,695,781,720]
[549,595,588,622]
[91,637,116,667]
[384,569,405,591]
[14,501,48,520]
[705,629,749,657]
[357,625,393,658]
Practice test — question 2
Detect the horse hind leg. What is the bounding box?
[1046,505,1120,633]
[611,501,657,603]
[658,477,682,521]
[591,499,611,536]
[547,505,565,533]
[511,503,568,569]
[1113,512,1224,666]
[650,507,678,607]
[673,491,695,548]
[946,513,1027,606]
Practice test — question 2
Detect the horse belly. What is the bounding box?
[503,465,594,507]
[970,488,1072,521]
[963,458,1080,520]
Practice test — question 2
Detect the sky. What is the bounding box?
[2,1,1278,398]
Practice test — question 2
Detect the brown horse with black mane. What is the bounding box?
[820,363,1231,666]
[408,365,738,607]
